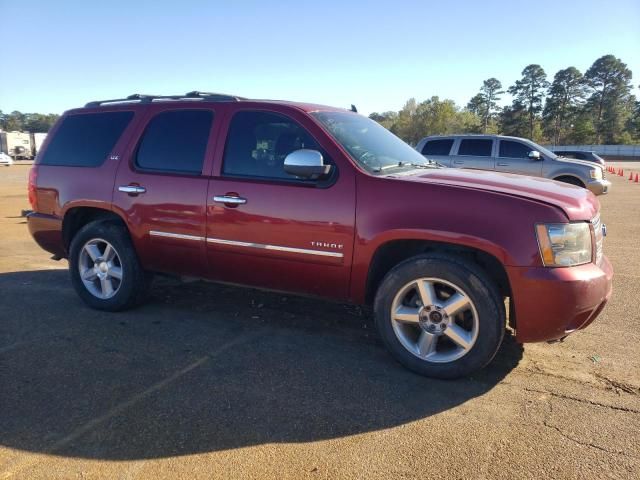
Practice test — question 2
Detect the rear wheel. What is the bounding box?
[69,221,152,311]
[374,254,505,379]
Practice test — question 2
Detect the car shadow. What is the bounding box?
[0,269,523,460]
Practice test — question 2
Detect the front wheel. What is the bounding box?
[374,254,505,379]
[555,176,585,188]
[69,221,152,311]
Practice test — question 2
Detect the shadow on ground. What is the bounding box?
[0,269,523,460]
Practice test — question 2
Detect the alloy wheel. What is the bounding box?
[78,238,123,299]
[390,277,479,363]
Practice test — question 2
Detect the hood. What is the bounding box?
[388,168,599,221]
[554,156,603,169]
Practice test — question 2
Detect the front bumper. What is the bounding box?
[586,179,611,195]
[507,256,613,343]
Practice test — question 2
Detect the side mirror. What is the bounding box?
[284,149,332,179]
[528,150,542,160]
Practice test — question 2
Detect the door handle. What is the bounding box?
[496,162,509,167]
[118,185,146,195]
[213,195,247,205]
[453,160,464,165]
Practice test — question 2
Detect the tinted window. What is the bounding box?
[457,139,493,157]
[40,111,133,167]
[136,110,213,174]
[499,140,532,158]
[422,139,454,156]
[223,111,321,180]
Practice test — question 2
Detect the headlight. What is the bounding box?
[535,223,592,266]
[590,168,602,179]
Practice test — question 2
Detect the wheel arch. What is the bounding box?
[553,174,585,187]
[62,206,128,254]
[363,238,512,311]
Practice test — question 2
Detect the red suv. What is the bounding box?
[27,92,613,378]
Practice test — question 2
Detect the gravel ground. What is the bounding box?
[0,163,638,479]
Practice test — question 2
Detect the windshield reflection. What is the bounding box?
[312,112,437,174]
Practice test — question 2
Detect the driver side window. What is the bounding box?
[222,111,321,181]
[499,140,531,158]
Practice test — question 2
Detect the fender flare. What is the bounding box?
[351,228,515,304]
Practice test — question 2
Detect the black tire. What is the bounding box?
[69,221,152,311]
[374,253,505,379]
[555,176,584,188]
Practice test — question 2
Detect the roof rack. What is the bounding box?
[84,91,245,108]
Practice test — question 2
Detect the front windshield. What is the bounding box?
[312,111,434,173]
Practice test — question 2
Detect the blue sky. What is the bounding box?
[1,0,638,116]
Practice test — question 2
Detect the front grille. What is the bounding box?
[592,213,604,265]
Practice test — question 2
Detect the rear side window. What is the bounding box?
[499,140,532,158]
[40,111,133,167]
[457,139,493,157]
[136,110,213,174]
[421,139,453,155]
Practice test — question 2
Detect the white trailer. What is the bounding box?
[0,131,34,159]
[32,133,47,156]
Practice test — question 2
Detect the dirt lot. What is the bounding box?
[1,163,639,479]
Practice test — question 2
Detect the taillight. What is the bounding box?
[28,166,38,211]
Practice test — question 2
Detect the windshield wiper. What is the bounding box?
[372,163,403,172]
[403,161,440,169]
[373,160,441,173]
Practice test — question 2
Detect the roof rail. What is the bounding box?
[84,91,245,108]
[184,91,245,101]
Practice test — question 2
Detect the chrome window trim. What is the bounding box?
[149,230,205,242]
[206,237,344,258]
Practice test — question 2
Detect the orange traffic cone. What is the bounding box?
[620,169,624,176]
[630,171,634,180]
[635,174,639,183]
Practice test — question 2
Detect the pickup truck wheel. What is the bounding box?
[374,254,505,379]
[69,221,151,311]
[555,176,585,188]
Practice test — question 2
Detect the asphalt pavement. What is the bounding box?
[0,163,638,479]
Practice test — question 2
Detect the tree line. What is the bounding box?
[0,110,60,133]
[3,54,638,146]
[370,54,640,146]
